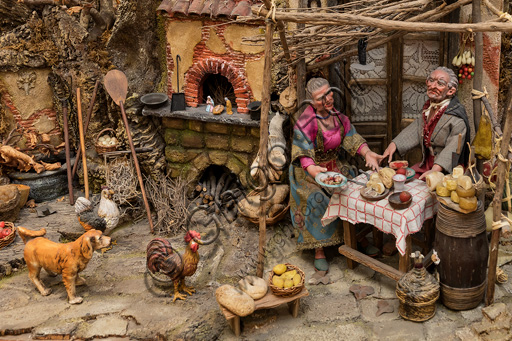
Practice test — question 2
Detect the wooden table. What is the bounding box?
[322,174,436,280]
[219,288,309,336]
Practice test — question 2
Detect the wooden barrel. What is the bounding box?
[434,202,488,310]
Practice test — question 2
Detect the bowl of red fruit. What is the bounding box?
[315,171,348,190]
[388,191,412,210]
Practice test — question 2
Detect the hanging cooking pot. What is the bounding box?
[248,101,261,121]
[171,54,186,111]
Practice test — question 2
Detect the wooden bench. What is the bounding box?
[219,288,309,336]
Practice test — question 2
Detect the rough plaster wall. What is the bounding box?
[224,25,265,54]
[458,2,501,140]
[246,58,265,101]
[205,27,226,55]
[167,21,202,92]
[0,69,53,119]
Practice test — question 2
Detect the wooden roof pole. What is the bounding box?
[486,84,512,306]
[256,18,274,278]
[252,5,512,33]
[262,0,292,64]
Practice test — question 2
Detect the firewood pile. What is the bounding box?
[190,168,243,223]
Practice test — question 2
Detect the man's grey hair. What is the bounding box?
[306,77,329,100]
[431,66,458,92]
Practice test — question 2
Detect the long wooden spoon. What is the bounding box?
[103,70,154,233]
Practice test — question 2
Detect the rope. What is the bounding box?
[492,213,512,231]
[499,11,512,22]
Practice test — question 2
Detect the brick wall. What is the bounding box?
[166,20,263,114]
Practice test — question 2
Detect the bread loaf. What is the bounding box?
[366,180,385,194]
[459,196,477,211]
[452,165,464,178]
[426,171,444,191]
[436,184,450,197]
[457,175,473,190]
[451,190,460,203]
[378,167,396,189]
[456,184,476,198]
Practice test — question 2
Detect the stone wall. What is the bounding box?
[162,117,260,188]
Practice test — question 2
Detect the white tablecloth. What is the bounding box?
[321,172,437,255]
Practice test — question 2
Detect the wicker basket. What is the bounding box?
[268,263,305,297]
[239,188,290,225]
[95,128,118,154]
[0,185,21,222]
[0,222,16,250]
[396,254,440,322]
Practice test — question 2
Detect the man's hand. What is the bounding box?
[306,164,328,179]
[419,164,444,180]
[380,142,397,165]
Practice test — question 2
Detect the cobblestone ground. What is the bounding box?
[0,197,511,340]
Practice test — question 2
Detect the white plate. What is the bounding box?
[315,171,348,188]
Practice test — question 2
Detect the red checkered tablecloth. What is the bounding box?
[321,172,437,255]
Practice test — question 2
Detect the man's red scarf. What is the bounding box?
[422,100,448,148]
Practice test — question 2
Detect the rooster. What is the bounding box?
[74,187,120,232]
[146,231,202,302]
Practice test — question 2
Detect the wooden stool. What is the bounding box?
[219,288,309,336]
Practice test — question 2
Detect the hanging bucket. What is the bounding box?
[434,202,488,310]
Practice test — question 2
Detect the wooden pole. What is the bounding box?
[252,4,512,33]
[262,0,292,64]
[76,88,89,200]
[118,101,155,233]
[61,99,74,205]
[72,80,100,179]
[295,0,307,122]
[472,0,485,181]
[486,84,512,306]
[256,19,274,278]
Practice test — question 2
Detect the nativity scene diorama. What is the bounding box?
[0,0,512,339]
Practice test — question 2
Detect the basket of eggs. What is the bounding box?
[0,221,16,250]
[95,128,118,154]
[268,263,305,297]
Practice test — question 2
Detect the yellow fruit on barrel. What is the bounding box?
[292,273,301,286]
[273,264,287,275]
[281,270,297,280]
[284,279,294,288]
[272,275,284,288]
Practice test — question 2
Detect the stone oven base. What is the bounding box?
[144,104,261,189]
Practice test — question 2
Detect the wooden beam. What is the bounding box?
[472,0,484,181]
[256,19,274,278]
[339,245,404,281]
[486,82,512,306]
[253,5,512,32]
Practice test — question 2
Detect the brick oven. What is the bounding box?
[147,0,265,188]
[157,0,264,113]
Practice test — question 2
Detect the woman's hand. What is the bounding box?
[306,164,328,179]
[364,151,380,171]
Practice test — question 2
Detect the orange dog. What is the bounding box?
[18,227,111,304]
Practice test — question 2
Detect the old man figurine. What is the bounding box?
[380,66,470,179]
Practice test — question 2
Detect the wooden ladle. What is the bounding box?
[103,70,154,233]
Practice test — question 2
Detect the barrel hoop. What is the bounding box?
[436,202,486,237]
[440,280,486,310]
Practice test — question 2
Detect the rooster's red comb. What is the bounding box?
[184,230,201,242]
